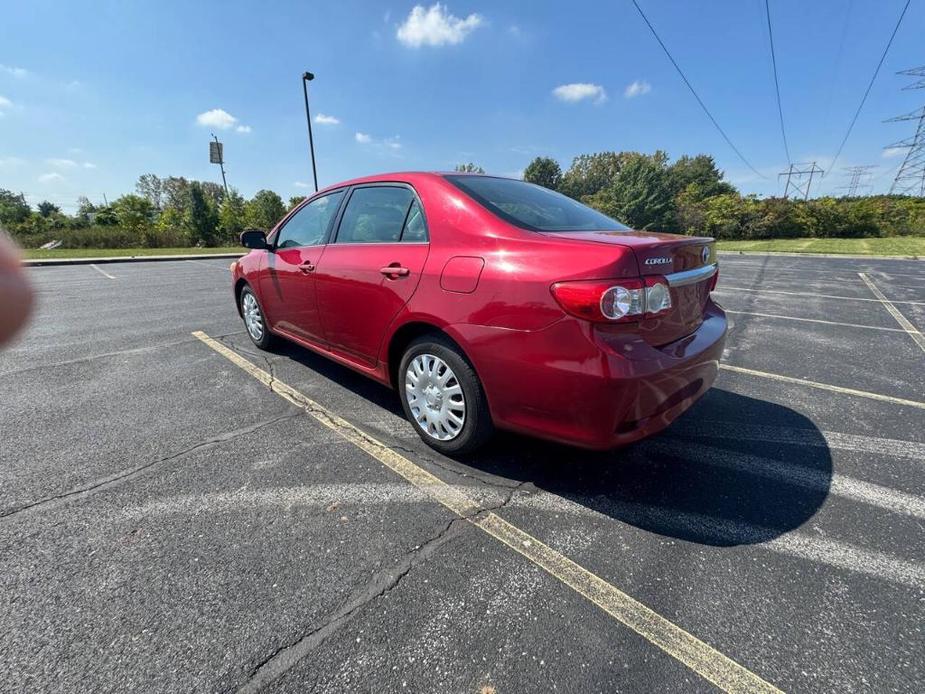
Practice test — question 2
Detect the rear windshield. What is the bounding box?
[445,175,630,232]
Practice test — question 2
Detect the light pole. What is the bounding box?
[301,71,318,193]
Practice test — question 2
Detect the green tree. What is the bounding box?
[200,181,226,207]
[288,195,306,210]
[135,173,164,210]
[112,194,155,236]
[667,155,735,199]
[187,181,220,246]
[219,189,247,240]
[523,157,562,191]
[454,162,485,173]
[162,176,191,213]
[244,189,286,230]
[0,189,31,227]
[584,153,675,230]
[559,152,625,200]
[37,201,60,218]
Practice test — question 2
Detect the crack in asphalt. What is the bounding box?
[0,413,302,521]
[236,478,530,693]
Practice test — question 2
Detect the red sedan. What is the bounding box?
[231,173,726,454]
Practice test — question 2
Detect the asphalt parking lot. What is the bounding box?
[1,252,923,693]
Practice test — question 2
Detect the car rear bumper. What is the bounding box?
[454,300,727,450]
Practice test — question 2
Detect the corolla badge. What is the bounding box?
[644,256,671,265]
[702,246,711,264]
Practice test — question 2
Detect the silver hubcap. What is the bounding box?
[405,354,466,441]
[242,292,264,341]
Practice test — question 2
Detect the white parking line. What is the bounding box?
[669,421,925,462]
[646,440,925,520]
[89,264,116,280]
[186,258,232,272]
[125,481,925,590]
[858,272,925,354]
[715,286,925,306]
[719,364,925,410]
[724,309,905,333]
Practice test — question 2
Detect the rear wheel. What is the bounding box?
[398,335,493,455]
[240,285,276,350]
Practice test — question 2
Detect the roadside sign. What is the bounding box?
[209,140,223,164]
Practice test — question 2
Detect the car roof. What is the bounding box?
[313,171,514,196]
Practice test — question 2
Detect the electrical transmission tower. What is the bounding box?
[778,162,825,199]
[886,67,925,196]
[839,165,878,197]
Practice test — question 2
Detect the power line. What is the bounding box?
[828,0,911,174]
[764,0,791,165]
[630,0,767,179]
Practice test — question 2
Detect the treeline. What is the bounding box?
[3,154,925,249]
[1,174,305,249]
[523,152,925,238]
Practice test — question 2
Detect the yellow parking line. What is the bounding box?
[191,330,781,694]
[720,364,925,409]
[858,273,925,354]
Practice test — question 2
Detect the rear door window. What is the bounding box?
[401,200,428,242]
[336,186,415,244]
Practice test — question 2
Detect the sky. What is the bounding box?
[1,0,923,212]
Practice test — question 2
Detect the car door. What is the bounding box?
[258,189,345,344]
[314,184,430,366]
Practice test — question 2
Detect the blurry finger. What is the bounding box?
[0,233,34,346]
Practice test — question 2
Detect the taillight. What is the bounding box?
[551,276,671,323]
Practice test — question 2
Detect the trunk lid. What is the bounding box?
[541,230,716,346]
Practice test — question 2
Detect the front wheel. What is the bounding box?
[398,335,494,455]
[240,285,276,350]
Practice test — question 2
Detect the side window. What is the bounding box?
[276,190,344,249]
[401,200,428,242]
[336,186,414,244]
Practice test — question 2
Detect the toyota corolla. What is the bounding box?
[231,173,726,454]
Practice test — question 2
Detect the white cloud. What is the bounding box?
[38,172,65,183]
[397,3,484,47]
[235,124,252,133]
[552,83,606,103]
[0,95,12,115]
[314,113,340,125]
[0,65,29,79]
[882,147,905,159]
[294,181,313,189]
[355,132,372,143]
[83,162,97,169]
[196,108,238,129]
[46,158,78,169]
[384,136,402,150]
[624,80,651,98]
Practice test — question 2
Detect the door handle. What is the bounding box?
[380,265,410,278]
[299,261,315,273]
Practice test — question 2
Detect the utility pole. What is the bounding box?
[839,165,878,197]
[885,66,925,197]
[778,162,825,200]
[301,71,319,193]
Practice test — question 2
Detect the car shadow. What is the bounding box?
[268,339,832,548]
[461,388,833,547]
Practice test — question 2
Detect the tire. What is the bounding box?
[239,285,276,350]
[398,335,494,455]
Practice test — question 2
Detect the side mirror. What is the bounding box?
[240,228,269,250]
